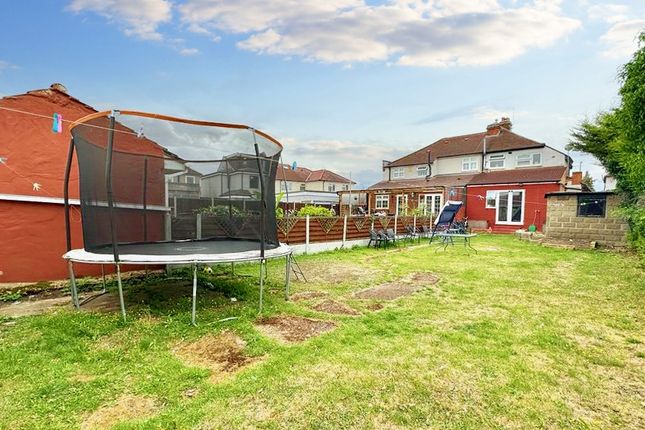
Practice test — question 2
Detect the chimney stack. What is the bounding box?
[486,117,512,135]
[50,83,68,94]
[571,171,582,185]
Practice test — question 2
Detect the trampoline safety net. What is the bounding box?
[66,111,282,258]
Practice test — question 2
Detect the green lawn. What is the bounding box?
[0,235,643,429]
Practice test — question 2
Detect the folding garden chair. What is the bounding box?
[428,201,477,253]
[385,228,398,247]
[368,229,384,248]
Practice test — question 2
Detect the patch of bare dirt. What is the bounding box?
[79,292,121,313]
[256,315,337,343]
[311,299,360,316]
[173,331,255,383]
[182,388,200,399]
[81,394,159,430]
[353,272,439,300]
[0,296,70,317]
[69,372,96,383]
[297,261,381,284]
[366,303,385,311]
[290,291,329,301]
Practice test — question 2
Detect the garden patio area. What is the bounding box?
[0,235,643,429]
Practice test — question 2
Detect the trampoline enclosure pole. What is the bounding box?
[251,129,266,259]
[105,114,119,263]
[63,138,75,252]
[192,263,197,325]
[116,264,126,322]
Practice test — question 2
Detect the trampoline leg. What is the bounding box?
[285,254,291,301]
[259,259,266,314]
[116,264,126,323]
[100,264,106,294]
[192,263,198,326]
[68,261,80,310]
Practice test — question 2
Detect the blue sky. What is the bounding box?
[1,1,643,188]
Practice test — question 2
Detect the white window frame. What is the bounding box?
[517,152,542,167]
[396,194,409,215]
[416,165,429,177]
[342,184,349,191]
[328,184,336,192]
[485,190,497,209]
[495,189,525,225]
[299,183,306,191]
[185,175,196,184]
[462,157,478,172]
[392,167,404,178]
[489,154,506,169]
[418,193,442,216]
[375,194,389,209]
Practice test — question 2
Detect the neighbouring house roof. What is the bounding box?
[276,165,355,184]
[368,173,477,190]
[306,169,355,184]
[467,166,567,186]
[276,165,308,181]
[386,129,546,167]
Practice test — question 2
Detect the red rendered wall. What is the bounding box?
[465,183,562,232]
[0,201,104,282]
[0,89,166,283]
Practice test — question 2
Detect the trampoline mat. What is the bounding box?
[90,240,275,256]
[64,241,291,265]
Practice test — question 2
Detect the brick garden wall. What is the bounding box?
[545,193,629,248]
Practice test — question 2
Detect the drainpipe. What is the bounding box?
[482,136,488,172]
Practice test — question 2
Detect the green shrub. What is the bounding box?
[195,205,245,216]
[296,205,335,217]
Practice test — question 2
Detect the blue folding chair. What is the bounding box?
[429,201,477,253]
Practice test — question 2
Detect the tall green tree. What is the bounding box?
[567,31,645,255]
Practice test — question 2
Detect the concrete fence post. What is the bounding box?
[165,213,172,241]
[394,214,398,235]
[196,213,202,240]
[342,215,348,247]
[305,215,310,254]
[413,215,417,231]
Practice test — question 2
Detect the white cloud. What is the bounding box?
[179,0,580,67]
[280,137,407,187]
[0,61,18,74]
[67,0,172,40]
[179,47,200,56]
[587,3,644,58]
[600,18,645,58]
[588,3,629,23]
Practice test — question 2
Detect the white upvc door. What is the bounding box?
[396,194,408,215]
[495,190,525,224]
[419,193,443,216]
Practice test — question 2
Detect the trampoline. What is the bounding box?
[63,110,293,324]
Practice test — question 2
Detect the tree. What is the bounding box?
[581,172,595,192]
[568,31,645,256]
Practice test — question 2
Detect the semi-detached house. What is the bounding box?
[365,118,575,232]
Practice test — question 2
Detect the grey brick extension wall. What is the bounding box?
[545,192,629,248]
